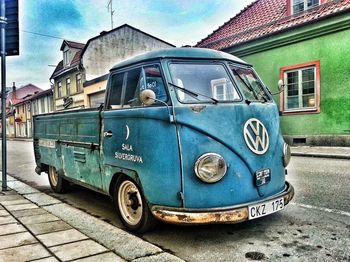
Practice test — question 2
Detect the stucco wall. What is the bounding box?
[239,28,350,137]
[82,26,174,80]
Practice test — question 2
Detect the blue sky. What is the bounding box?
[7,0,253,90]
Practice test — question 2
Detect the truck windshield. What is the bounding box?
[229,65,270,102]
[169,63,240,103]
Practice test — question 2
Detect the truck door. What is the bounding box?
[101,65,182,207]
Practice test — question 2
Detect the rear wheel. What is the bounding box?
[114,176,156,233]
[48,166,69,193]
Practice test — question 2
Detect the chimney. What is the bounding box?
[12,82,16,99]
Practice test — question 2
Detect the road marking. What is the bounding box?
[291,202,350,217]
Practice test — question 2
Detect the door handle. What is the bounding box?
[103,131,113,138]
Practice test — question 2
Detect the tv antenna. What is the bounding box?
[107,0,115,29]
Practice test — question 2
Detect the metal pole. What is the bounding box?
[107,0,114,29]
[0,0,7,191]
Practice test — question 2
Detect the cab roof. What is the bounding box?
[111,47,247,70]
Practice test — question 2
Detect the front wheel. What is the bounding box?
[114,176,156,233]
[48,166,69,193]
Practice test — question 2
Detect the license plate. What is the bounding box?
[248,197,284,220]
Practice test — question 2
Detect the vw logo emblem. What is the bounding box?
[243,118,269,155]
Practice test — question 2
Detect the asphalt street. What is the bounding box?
[2,140,350,261]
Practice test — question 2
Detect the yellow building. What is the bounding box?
[14,89,53,138]
[50,40,85,111]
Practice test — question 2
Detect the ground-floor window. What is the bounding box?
[280,60,320,114]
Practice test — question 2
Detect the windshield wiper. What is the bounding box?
[167,82,218,104]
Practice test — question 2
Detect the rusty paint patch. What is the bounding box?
[152,208,248,225]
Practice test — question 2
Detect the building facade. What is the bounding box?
[14,89,53,138]
[196,0,350,146]
[5,84,43,137]
[81,24,175,108]
[50,40,85,111]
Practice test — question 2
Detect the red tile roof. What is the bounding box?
[13,89,53,106]
[196,0,350,50]
[65,40,85,49]
[7,84,43,107]
[60,40,85,51]
[71,50,83,65]
[51,41,85,79]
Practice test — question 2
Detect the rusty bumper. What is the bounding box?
[151,182,294,225]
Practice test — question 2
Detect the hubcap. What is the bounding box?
[49,166,59,187]
[118,180,143,226]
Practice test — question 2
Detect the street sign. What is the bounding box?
[4,0,19,56]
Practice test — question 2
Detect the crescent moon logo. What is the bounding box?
[125,125,130,140]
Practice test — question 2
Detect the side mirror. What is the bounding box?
[278,79,285,91]
[139,89,156,105]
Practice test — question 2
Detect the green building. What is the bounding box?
[196,0,350,146]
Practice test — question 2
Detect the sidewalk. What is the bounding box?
[291,146,350,159]
[0,176,183,262]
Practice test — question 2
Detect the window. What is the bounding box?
[48,96,53,112]
[280,61,320,114]
[66,78,71,95]
[229,65,270,102]
[41,98,46,113]
[291,0,320,14]
[76,73,82,92]
[123,67,143,107]
[107,65,168,109]
[63,50,69,66]
[124,65,167,107]
[108,72,124,109]
[57,81,62,98]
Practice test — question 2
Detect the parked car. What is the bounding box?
[33,48,294,232]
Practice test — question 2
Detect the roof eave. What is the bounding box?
[223,10,350,56]
[50,64,81,80]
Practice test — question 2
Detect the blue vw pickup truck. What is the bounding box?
[33,48,294,232]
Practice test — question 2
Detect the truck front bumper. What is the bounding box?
[151,182,294,225]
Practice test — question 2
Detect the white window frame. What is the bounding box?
[66,78,71,95]
[63,50,69,66]
[57,81,62,98]
[284,66,316,112]
[76,73,82,92]
[291,0,320,15]
[211,78,228,100]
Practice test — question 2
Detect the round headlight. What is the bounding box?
[194,153,227,183]
[283,143,291,167]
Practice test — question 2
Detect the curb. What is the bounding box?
[6,138,33,142]
[1,175,184,262]
[291,152,350,160]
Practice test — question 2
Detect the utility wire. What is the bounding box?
[21,30,66,40]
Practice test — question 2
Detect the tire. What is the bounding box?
[48,166,69,193]
[113,175,156,233]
